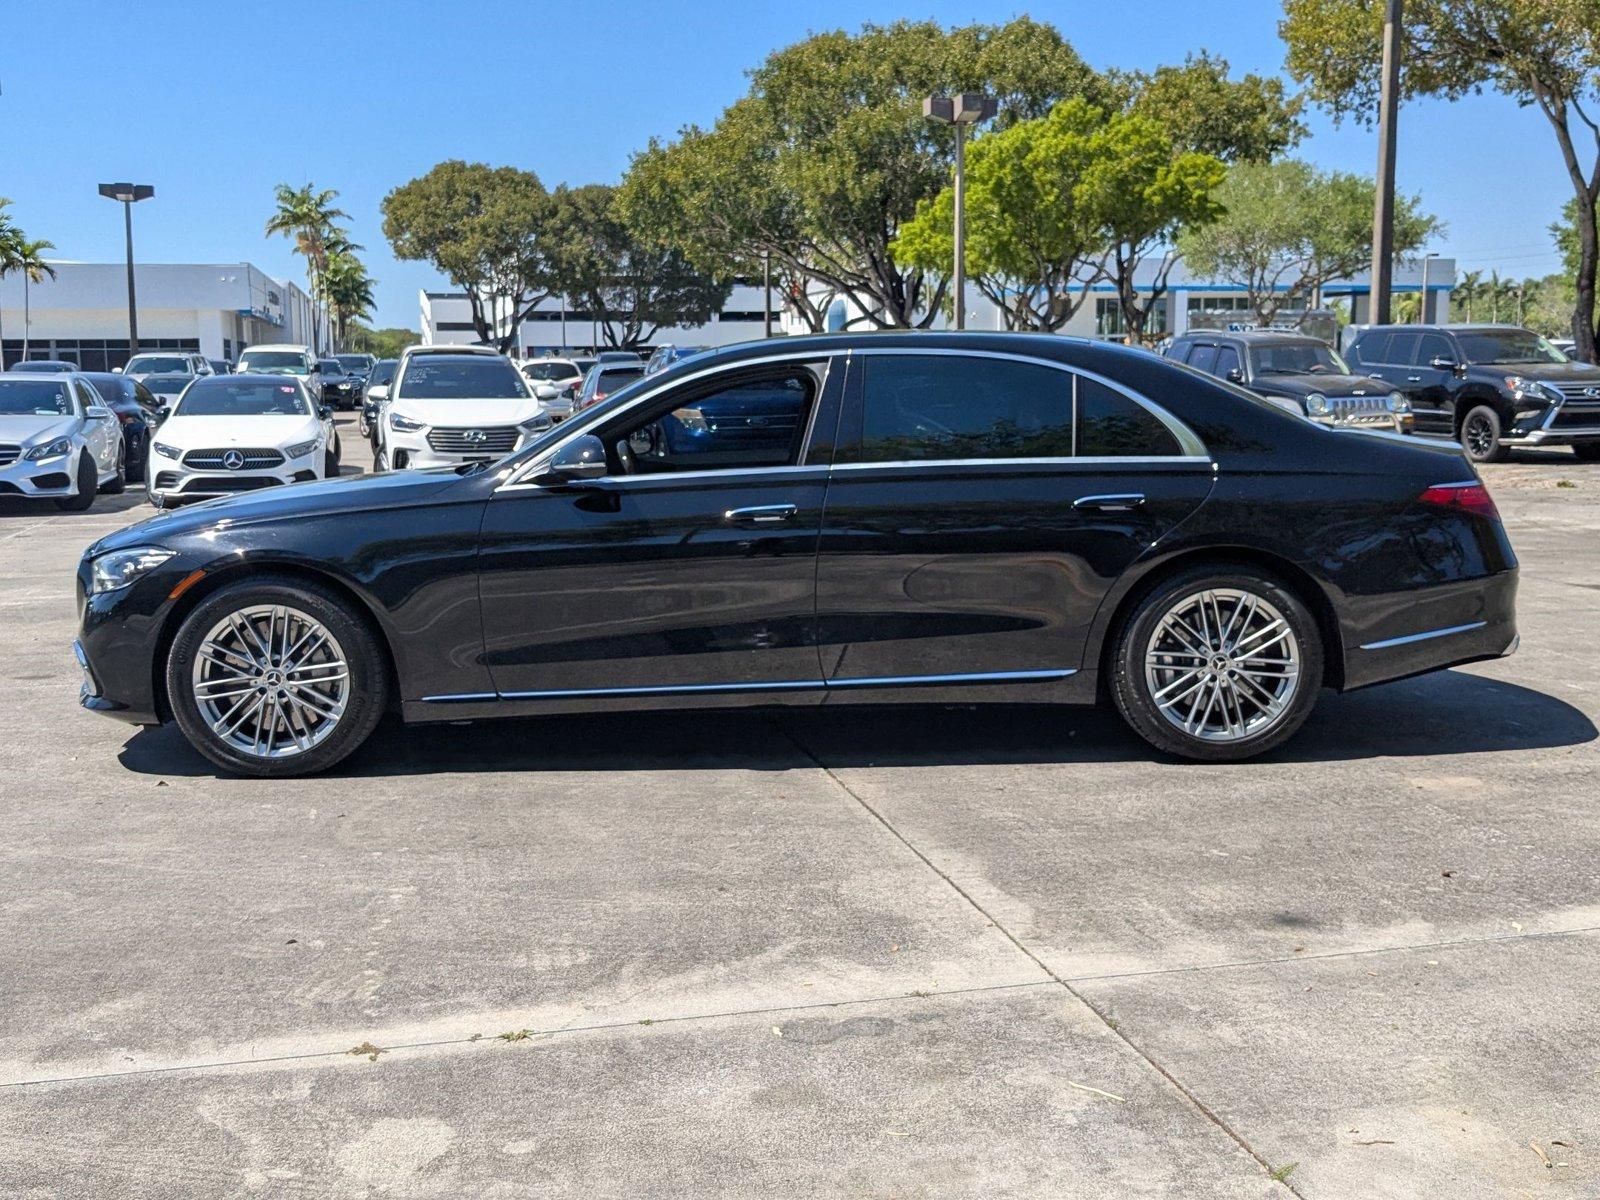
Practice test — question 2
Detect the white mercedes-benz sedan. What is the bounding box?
[145,374,337,508]
[0,374,126,510]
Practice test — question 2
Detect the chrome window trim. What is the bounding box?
[829,455,1212,472]
[496,349,845,493]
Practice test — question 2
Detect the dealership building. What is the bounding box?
[0,262,324,371]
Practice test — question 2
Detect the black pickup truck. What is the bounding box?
[1346,324,1600,463]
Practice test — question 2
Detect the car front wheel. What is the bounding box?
[1109,566,1323,762]
[55,451,98,512]
[1460,405,1509,463]
[166,578,389,777]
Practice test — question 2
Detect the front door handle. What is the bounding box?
[1073,493,1145,513]
[724,503,797,525]
[1406,374,1422,382]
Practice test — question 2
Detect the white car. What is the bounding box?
[145,374,337,508]
[0,374,125,510]
[120,351,213,382]
[519,356,593,421]
[380,346,551,470]
[236,343,323,402]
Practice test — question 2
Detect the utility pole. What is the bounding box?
[98,183,154,357]
[1370,0,1403,325]
[923,93,997,330]
[762,250,773,338]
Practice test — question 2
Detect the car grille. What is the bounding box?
[1549,381,1600,403]
[1327,394,1395,424]
[182,447,286,469]
[426,426,519,454]
[1551,403,1600,430]
[179,475,284,493]
[0,443,19,467]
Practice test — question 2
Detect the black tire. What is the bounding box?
[102,442,127,494]
[325,447,340,477]
[1108,564,1324,762]
[55,451,98,512]
[1460,404,1509,464]
[1573,442,1600,462]
[165,576,390,777]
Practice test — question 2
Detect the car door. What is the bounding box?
[812,350,1214,688]
[1186,342,1220,377]
[1213,343,1244,385]
[74,379,117,473]
[1407,331,1459,435]
[475,355,844,700]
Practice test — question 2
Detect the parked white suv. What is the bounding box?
[519,356,592,421]
[380,346,550,470]
[121,351,213,381]
[145,374,337,508]
[0,374,126,509]
[236,344,323,401]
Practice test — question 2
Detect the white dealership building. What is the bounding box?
[0,262,325,371]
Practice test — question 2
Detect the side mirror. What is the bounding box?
[1429,356,1458,371]
[1224,368,1244,383]
[368,384,389,401]
[85,405,115,421]
[318,405,333,420]
[535,383,559,400]
[153,405,170,424]
[539,434,608,484]
[111,366,124,374]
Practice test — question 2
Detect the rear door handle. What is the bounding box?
[724,503,797,525]
[1073,493,1145,513]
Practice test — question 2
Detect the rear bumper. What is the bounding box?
[1341,568,1519,691]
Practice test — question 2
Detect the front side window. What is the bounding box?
[368,360,397,386]
[1186,344,1220,375]
[1214,346,1241,380]
[397,357,528,400]
[1387,332,1421,366]
[612,369,818,474]
[0,379,72,416]
[856,355,1074,462]
[175,380,311,417]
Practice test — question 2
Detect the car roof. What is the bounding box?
[1175,330,1323,344]
[240,344,312,353]
[402,344,502,358]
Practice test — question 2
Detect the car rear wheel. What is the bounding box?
[102,442,127,494]
[1109,566,1323,762]
[1460,405,1509,463]
[55,451,98,512]
[166,578,389,777]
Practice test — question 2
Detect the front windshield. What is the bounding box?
[397,357,528,399]
[335,356,369,372]
[239,352,312,375]
[1456,329,1566,365]
[0,378,73,416]
[175,380,310,417]
[10,362,74,373]
[143,375,193,397]
[1254,343,1349,376]
[127,355,191,374]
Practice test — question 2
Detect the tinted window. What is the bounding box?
[398,356,528,400]
[1416,332,1454,366]
[1456,329,1564,364]
[334,356,370,372]
[1351,332,1390,365]
[368,360,397,386]
[175,380,311,417]
[620,370,817,473]
[1077,378,1183,457]
[142,374,193,398]
[0,379,74,415]
[319,360,344,375]
[86,376,133,407]
[1255,342,1347,375]
[126,355,193,374]
[1168,342,1196,365]
[1387,332,1421,366]
[857,355,1073,462]
[238,351,312,374]
[1214,346,1241,380]
[523,361,579,381]
[1186,344,1219,375]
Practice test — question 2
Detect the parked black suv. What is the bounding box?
[1167,330,1410,431]
[1346,324,1600,463]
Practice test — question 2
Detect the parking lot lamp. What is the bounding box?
[97,183,154,358]
[923,93,997,330]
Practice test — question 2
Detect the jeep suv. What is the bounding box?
[1167,330,1410,431]
[1346,324,1600,463]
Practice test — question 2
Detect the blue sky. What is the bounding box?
[2,0,1571,328]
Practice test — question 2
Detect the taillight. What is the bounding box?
[1419,481,1500,521]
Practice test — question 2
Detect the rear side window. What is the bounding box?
[1077,378,1182,457]
[857,355,1073,462]
[1387,332,1420,365]
[1351,332,1390,365]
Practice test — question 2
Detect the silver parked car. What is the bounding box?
[0,374,127,510]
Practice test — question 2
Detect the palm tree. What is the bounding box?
[318,252,375,350]
[265,183,350,352]
[12,237,57,359]
[0,199,22,366]
[1456,270,1482,321]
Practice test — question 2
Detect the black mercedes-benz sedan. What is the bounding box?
[74,332,1519,777]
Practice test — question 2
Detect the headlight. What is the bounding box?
[390,413,426,433]
[337,382,352,390]
[286,437,323,458]
[152,441,181,459]
[24,436,73,462]
[1386,393,1410,413]
[90,546,174,595]
[1304,393,1332,417]
[518,413,554,434]
[1505,376,1555,402]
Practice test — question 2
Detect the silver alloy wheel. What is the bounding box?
[191,604,350,759]
[1144,587,1301,743]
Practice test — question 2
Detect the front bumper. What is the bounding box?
[0,450,81,498]
[1501,399,1600,446]
[386,429,536,470]
[147,455,319,503]
[75,551,206,725]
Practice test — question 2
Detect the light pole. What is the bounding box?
[923,93,997,330]
[1369,0,1403,325]
[97,183,154,358]
[1417,251,1439,323]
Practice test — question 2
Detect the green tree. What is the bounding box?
[1453,269,1483,321]
[546,184,730,349]
[265,183,350,353]
[1118,51,1307,162]
[1179,159,1439,326]
[347,325,420,359]
[1281,0,1600,359]
[621,19,1103,330]
[319,252,375,351]
[12,237,57,359]
[381,161,559,353]
[893,98,1119,330]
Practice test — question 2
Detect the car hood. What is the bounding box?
[1253,373,1393,399]
[1468,360,1600,384]
[391,397,541,425]
[91,466,473,555]
[0,413,78,445]
[156,414,320,449]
